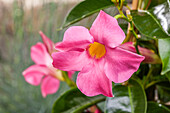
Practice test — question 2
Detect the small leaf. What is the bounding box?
[63,0,114,27]
[131,2,170,39]
[52,88,105,113]
[158,38,170,75]
[105,79,147,113]
[147,101,170,113]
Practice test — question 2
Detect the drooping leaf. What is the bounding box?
[52,88,105,113]
[105,79,147,113]
[63,0,114,27]
[131,2,170,39]
[147,101,170,113]
[158,38,170,75]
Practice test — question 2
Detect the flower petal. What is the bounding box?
[52,51,90,71]
[55,26,93,51]
[119,42,161,64]
[31,42,52,66]
[77,59,113,97]
[39,31,54,54]
[104,47,145,83]
[23,72,44,86]
[90,10,125,48]
[22,65,52,75]
[22,65,51,85]
[41,76,60,97]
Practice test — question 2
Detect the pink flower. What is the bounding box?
[52,11,144,97]
[119,42,161,64]
[22,32,66,97]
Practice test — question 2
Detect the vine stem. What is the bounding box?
[113,0,141,54]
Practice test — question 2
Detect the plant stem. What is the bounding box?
[126,5,131,10]
[119,0,124,11]
[114,0,141,54]
[123,27,132,43]
[138,0,143,9]
[143,66,154,88]
[114,14,129,22]
[62,71,76,88]
[145,80,166,89]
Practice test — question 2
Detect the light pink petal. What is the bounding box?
[52,51,90,71]
[39,31,54,54]
[90,10,125,48]
[41,76,60,97]
[22,65,52,75]
[31,42,52,66]
[77,59,113,97]
[104,47,145,83]
[22,65,51,86]
[119,42,161,64]
[23,71,44,86]
[55,26,93,51]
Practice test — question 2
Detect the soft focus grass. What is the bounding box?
[0,0,119,112]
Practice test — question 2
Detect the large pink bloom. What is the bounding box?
[52,11,145,97]
[23,32,65,97]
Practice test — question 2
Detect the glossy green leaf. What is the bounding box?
[52,88,105,113]
[158,39,170,75]
[148,0,167,9]
[131,2,170,39]
[149,1,170,35]
[63,0,114,27]
[147,102,170,113]
[105,79,147,113]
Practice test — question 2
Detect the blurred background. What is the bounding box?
[0,0,120,112]
[0,0,128,112]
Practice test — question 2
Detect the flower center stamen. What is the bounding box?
[88,42,106,59]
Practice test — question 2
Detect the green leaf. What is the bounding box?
[52,88,105,113]
[131,2,170,39]
[157,81,170,103]
[165,71,170,81]
[147,102,170,113]
[158,39,170,75]
[63,0,114,27]
[148,0,167,9]
[105,79,147,113]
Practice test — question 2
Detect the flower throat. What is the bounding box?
[88,42,106,59]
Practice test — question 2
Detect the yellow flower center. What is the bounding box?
[88,42,106,59]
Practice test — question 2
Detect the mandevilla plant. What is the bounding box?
[23,0,170,113]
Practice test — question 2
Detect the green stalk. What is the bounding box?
[62,71,76,88]
[119,0,124,11]
[138,0,143,9]
[143,66,154,88]
[114,0,141,54]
